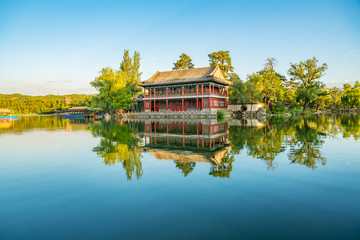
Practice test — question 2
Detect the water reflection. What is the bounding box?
[133,119,233,178]
[229,116,329,170]
[1,113,360,179]
[89,121,143,180]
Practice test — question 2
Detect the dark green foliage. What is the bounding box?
[289,107,303,115]
[217,109,226,119]
[229,79,251,104]
[271,104,288,114]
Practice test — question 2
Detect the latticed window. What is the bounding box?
[188,101,196,108]
[220,101,225,107]
[204,100,208,107]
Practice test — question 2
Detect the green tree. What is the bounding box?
[288,57,328,110]
[229,78,251,104]
[173,53,194,70]
[329,87,342,109]
[208,50,234,79]
[90,67,132,114]
[247,58,285,105]
[120,50,142,97]
[341,81,360,108]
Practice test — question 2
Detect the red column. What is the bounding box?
[196,98,198,111]
[201,84,204,95]
[166,86,168,97]
[166,99,168,111]
[154,100,156,112]
[154,87,156,97]
[182,99,184,111]
[209,84,211,94]
[144,88,146,98]
[182,86,184,96]
[150,87,152,98]
[196,84,198,95]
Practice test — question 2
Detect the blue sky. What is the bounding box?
[0,0,359,95]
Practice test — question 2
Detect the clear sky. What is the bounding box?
[0,0,359,95]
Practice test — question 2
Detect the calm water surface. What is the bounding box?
[0,114,359,239]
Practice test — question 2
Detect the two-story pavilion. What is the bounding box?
[138,66,232,112]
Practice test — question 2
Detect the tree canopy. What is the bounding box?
[288,57,328,109]
[120,50,142,96]
[90,50,142,114]
[173,53,194,70]
[208,50,234,79]
[90,67,132,113]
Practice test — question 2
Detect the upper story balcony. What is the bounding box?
[144,83,228,99]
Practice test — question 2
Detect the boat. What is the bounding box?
[0,109,18,119]
[65,106,89,119]
[65,107,104,119]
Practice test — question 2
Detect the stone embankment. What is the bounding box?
[127,111,217,119]
[231,107,266,121]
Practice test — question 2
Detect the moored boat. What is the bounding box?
[65,107,104,119]
[65,106,89,119]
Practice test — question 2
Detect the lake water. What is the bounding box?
[0,114,359,239]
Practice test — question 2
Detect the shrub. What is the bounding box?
[289,107,303,115]
[271,104,288,114]
[217,109,226,119]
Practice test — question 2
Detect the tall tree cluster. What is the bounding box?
[90,50,142,114]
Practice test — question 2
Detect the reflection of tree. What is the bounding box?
[228,116,332,170]
[289,142,326,169]
[230,118,287,170]
[90,121,143,180]
[0,116,70,134]
[246,124,285,170]
[209,152,234,178]
[174,161,196,177]
[288,118,327,169]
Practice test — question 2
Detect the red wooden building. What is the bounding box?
[138,66,232,112]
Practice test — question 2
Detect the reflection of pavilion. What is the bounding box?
[131,119,232,165]
[148,147,232,165]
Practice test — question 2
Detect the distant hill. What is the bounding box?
[0,94,94,114]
